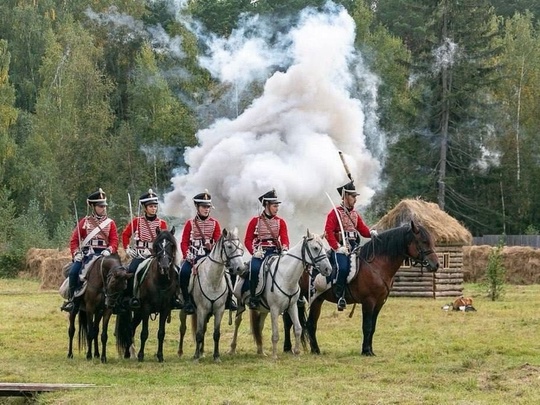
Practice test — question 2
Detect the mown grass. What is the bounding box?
[1,279,539,404]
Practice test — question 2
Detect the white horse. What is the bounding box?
[178,227,246,362]
[229,230,332,359]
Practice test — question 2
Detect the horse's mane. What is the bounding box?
[357,224,425,260]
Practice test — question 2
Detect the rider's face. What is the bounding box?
[266,203,280,216]
[343,194,357,209]
[94,204,107,215]
[197,204,211,217]
[145,204,158,216]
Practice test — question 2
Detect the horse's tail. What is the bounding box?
[115,310,132,357]
[78,310,87,352]
[250,310,263,349]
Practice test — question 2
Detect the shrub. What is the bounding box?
[484,243,505,301]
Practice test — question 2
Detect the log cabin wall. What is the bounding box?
[389,246,464,298]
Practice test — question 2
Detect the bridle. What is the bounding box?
[207,235,245,274]
[155,238,175,277]
[285,236,329,274]
[406,227,435,270]
[102,262,127,309]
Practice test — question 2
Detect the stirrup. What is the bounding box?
[171,297,183,310]
[248,296,259,310]
[61,300,74,312]
[226,298,237,311]
[337,297,346,311]
[183,301,195,315]
[129,297,141,309]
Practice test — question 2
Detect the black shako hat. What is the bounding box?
[337,181,359,197]
[193,190,212,206]
[258,189,281,205]
[87,188,107,206]
[139,189,159,206]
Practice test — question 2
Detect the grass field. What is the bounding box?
[1,278,539,404]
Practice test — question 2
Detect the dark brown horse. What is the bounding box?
[127,227,178,362]
[283,221,440,356]
[67,253,131,363]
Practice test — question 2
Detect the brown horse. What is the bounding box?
[283,221,439,356]
[67,254,131,363]
[128,227,178,362]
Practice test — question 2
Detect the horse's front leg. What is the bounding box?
[212,309,225,363]
[137,316,149,362]
[100,309,113,363]
[178,310,187,357]
[67,311,76,359]
[156,310,168,362]
[93,312,103,359]
[229,311,243,355]
[305,299,323,354]
[270,307,282,360]
[361,306,381,356]
[283,312,293,353]
[286,305,302,356]
[193,310,207,361]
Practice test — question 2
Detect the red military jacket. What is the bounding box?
[180,216,221,258]
[69,215,119,256]
[244,214,289,255]
[324,205,371,250]
[121,216,168,249]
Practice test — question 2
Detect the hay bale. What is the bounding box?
[463,245,540,284]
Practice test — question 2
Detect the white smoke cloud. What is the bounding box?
[162,3,383,242]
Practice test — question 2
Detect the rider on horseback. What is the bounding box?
[121,189,175,309]
[244,189,290,310]
[61,188,119,312]
[324,181,378,311]
[179,190,222,315]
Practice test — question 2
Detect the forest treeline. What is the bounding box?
[1,0,539,275]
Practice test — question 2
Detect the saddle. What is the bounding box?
[58,256,100,299]
[233,255,279,306]
[310,253,358,302]
[133,257,154,299]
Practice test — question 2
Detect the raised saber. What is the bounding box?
[325,192,348,251]
[73,202,82,252]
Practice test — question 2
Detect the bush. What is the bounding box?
[0,251,24,278]
[484,243,506,301]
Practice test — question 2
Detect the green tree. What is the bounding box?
[0,40,18,184]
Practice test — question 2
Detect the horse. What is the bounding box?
[230,230,333,359]
[66,253,131,363]
[177,228,246,362]
[127,227,178,362]
[283,220,440,356]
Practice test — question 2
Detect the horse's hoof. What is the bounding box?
[67,353,73,359]
[214,357,221,363]
[101,357,107,364]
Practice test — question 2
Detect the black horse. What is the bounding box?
[67,253,131,363]
[284,221,440,356]
[123,227,178,362]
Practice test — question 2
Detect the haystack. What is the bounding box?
[375,198,472,298]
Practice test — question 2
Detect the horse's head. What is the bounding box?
[154,227,178,276]
[214,227,246,275]
[102,255,132,308]
[301,230,332,277]
[406,221,439,272]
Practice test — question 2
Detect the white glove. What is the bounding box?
[370,229,379,238]
[281,248,288,255]
[253,250,264,259]
[336,246,349,255]
[101,249,111,257]
[186,251,195,261]
[142,248,152,257]
[126,247,137,258]
[73,252,83,262]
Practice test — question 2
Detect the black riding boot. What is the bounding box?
[225,291,237,311]
[181,285,195,315]
[126,277,140,309]
[61,286,76,312]
[335,283,346,311]
[249,279,259,310]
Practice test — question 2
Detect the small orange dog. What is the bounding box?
[452,296,476,311]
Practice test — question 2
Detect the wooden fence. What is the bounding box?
[473,235,540,248]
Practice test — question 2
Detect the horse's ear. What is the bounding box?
[306,229,312,238]
[171,226,176,235]
[232,227,238,236]
[223,228,228,237]
[156,227,161,235]
[411,220,419,234]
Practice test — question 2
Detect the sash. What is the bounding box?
[81,218,112,247]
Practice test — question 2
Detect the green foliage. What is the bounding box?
[484,243,506,301]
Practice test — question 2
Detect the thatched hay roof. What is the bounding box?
[375,198,472,246]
